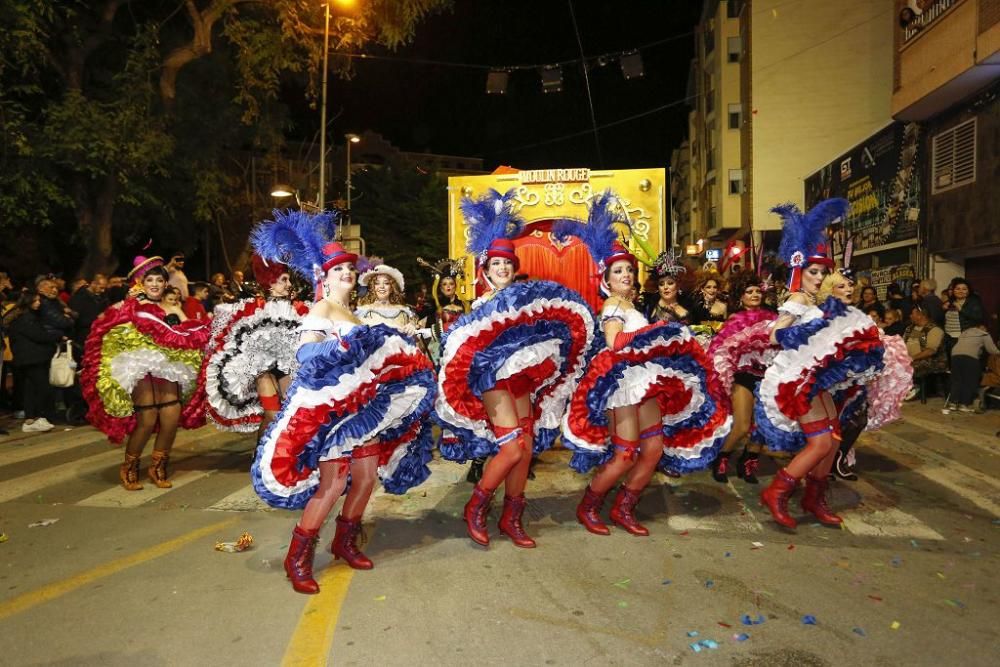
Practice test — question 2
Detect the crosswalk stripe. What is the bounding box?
[207,484,270,512]
[838,478,944,540]
[0,429,107,467]
[665,480,764,533]
[0,449,121,504]
[898,415,1000,456]
[77,469,217,508]
[867,429,1000,517]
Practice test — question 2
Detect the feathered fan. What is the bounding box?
[250,209,339,283]
[772,198,848,267]
[461,188,525,261]
[552,189,625,270]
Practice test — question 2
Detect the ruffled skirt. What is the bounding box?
[706,309,777,397]
[754,299,884,453]
[433,281,597,461]
[562,322,732,475]
[251,325,436,510]
[198,299,305,432]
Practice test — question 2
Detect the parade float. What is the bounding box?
[447,167,668,309]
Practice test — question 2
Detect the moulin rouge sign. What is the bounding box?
[518,168,591,184]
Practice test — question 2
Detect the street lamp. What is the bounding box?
[345,133,360,214]
[318,2,356,209]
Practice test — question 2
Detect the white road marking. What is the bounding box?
[207,484,271,512]
[866,429,1000,517]
[838,478,944,540]
[898,414,1000,456]
[77,469,216,508]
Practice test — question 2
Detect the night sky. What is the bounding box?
[287,1,703,171]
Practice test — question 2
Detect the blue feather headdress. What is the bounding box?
[461,188,525,263]
[250,209,340,283]
[771,198,848,290]
[552,189,630,272]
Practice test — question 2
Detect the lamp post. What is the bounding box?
[345,133,360,215]
[317,2,331,209]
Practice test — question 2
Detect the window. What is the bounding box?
[931,117,976,194]
[728,103,742,129]
[728,169,744,195]
[727,36,741,63]
[704,23,715,55]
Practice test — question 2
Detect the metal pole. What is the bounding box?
[318,3,330,209]
[346,138,352,216]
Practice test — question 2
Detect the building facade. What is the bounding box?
[892,0,1000,335]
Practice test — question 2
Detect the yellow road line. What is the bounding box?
[0,518,237,621]
[281,565,356,667]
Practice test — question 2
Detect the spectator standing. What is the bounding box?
[207,272,233,311]
[229,270,252,300]
[918,279,944,326]
[0,269,12,433]
[183,282,210,321]
[859,285,885,320]
[105,276,128,304]
[166,252,190,299]
[946,319,1000,412]
[883,308,906,337]
[68,274,109,352]
[36,278,75,339]
[885,283,912,321]
[942,278,984,357]
[7,290,63,432]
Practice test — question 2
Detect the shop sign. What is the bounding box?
[519,168,590,184]
[805,122,922,256]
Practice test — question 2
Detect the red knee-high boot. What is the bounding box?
[576,486,611,535]
[760,468,800,529]
[330,515,374,570]
[609,485,649,536]
[284,525,320,594]
[464,484,494,547]
[498,494,536,548]
[800,473,843,526]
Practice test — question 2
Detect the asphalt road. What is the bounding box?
[1,398,998,667]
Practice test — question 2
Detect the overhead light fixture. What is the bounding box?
[486,70,509,95]
[270,183,296,198]
[620,51,644,80]
[540,65,562,94]
[346,133,361,144]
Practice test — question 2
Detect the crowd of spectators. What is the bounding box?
[1,254,269,434]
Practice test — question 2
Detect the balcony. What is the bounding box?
[893,0,1000,120]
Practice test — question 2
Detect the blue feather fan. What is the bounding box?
[552,189,624,267]
[251,209,339,282]
[461,188,525,257]
[773,198,848,265]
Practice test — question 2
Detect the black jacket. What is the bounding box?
[39,295,74,338]
[68,288,109,344]
[9,310,63,367]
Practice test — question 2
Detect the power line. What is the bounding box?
[499,95,696,155]
[331,30,694,73]
[568,0,603,167]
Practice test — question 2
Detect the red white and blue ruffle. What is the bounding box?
[433,280,597,461]
[251,324,437,509]
[562,321,733,475]
[196,298,308,432]
[754,297,884,452]
[706,309,777,396]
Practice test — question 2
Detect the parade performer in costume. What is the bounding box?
[756,200,885,529]
[707,271,777,484]
[81,257,211,490]
[197,251,309,440]
[644,251,690,325]
[819,270,912,481]
[250,210,436,592]
[434,188,596,549]
[417,257,469,338]
[355,264,420,334]
[558,191,732,537]
[690,268,728,333]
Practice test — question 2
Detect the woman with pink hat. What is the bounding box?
[251,210,436,593]
[557,191,732,537]
[434,189,596,549]
[81,254,212,490]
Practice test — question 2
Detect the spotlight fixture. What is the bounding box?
[486,70,510,95]
[540,65,563,94]
[270,183,296,198]
[620,51,644,80]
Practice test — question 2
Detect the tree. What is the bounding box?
[0,0,450,277]
[350,157,448,292]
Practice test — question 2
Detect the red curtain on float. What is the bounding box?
[474,220,602,311]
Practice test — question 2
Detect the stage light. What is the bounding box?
[620,51,644,80]
[486,70,509,95]
[540,66,563,94]
[270,184,295,198]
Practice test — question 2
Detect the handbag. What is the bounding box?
[49,341,77,388]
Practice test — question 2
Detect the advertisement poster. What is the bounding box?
[805,122,922,256]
